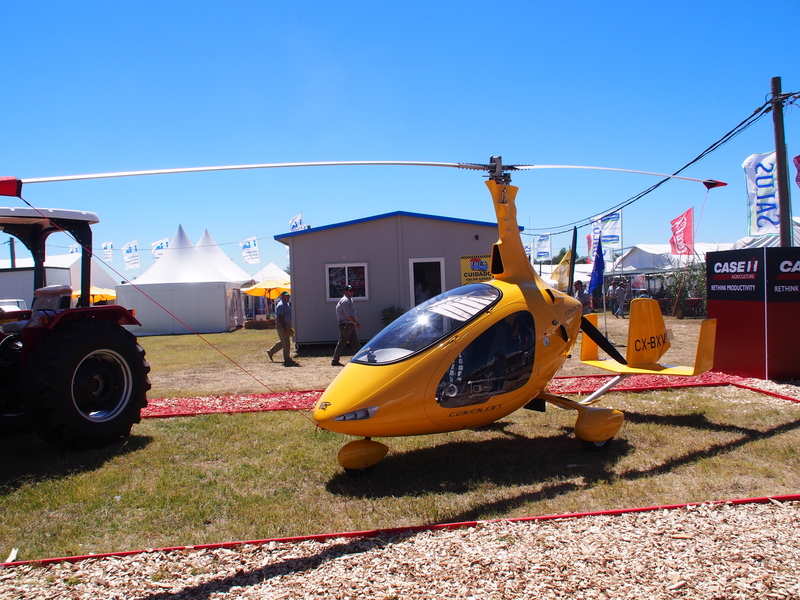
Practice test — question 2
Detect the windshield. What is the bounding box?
[352,283,501,365]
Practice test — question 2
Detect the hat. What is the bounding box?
[280,290,290,296]
[344,285,354,291]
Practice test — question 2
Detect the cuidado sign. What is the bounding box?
[460,255,492,285]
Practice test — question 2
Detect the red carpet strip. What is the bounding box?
[142,372,798,419]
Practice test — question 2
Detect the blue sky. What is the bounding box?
[2,1,798,280]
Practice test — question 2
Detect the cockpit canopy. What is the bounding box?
[352,283,501,365]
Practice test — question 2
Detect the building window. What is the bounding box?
[326,263,368,300]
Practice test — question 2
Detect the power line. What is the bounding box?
[525,96,781,237]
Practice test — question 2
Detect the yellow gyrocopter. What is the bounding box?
[0,156,724,471]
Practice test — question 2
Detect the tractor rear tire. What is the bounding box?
[26,320,150,448]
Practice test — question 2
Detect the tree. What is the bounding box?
[551,247,568,265]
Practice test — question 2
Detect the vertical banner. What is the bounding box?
[590,211,622,262]
[123,240,140,270]
[534,233,552,262]
[794,154,800,190]
[239,236,260,264]
[69,244,80,254]
[742,151,780,237]
[102,242,114,262]
[151,238,169,260]
[589,237,605,292]
[551,249,572,291]
[669,207,694,255]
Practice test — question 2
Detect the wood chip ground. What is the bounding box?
[3,501,798,599]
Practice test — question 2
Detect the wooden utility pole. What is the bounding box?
[771,76,794,247]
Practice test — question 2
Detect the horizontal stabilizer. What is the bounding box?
[581,299,716,377]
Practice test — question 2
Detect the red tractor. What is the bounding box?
[0,205,150,448]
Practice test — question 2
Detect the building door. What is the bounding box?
[410,258,444,307]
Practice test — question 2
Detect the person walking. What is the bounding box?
[268,291,299,366]
[332,285,361,366]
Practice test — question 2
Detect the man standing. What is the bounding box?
[607,279,618,316]
[332,285,361,366]
[614,281,627,318]
[573,280,593,315]
[268,291,299,366]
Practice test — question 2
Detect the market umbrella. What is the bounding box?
[71,286,117,303]
[242,279,291,299]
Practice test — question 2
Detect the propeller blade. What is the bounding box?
[580,316,627,365]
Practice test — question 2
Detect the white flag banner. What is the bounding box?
[534,234,552,262]
[102,242,114,263]
[743,151,780,237]
[590,211,622,262]
[239,236,260,265]
[151,238,169,260]
[289,213,303,231]
[123,240,140,270]
[69,244,80,254]
[523,243,533,260]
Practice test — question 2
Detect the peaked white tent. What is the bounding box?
[195,230,255,285]
[251,262,290,284]
[115,225,245,335]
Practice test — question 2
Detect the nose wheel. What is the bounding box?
[338,438,388,473]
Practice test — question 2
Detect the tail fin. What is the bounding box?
[581,298,716,377]
[626,298,671,367]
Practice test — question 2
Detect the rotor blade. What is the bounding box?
[511,164,726,187]
[20,160,486,185]
[16,160,726,187]
[580,316,627,365]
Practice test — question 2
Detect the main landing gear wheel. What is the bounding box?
[579,437,613,452]
[26,320,151,449]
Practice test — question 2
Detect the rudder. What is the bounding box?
[626,298,671,366]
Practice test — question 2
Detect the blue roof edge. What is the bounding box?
[274,210,520,241]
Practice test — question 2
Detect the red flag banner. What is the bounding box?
[669,207,694,255]
[794,155,800,190]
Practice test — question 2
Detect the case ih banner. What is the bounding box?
[742,151,781,237]
[707,249,764,302]
[708,247,800,380]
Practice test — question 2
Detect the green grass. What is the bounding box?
[2,385,799,561]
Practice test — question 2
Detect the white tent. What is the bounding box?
[534,263,594,290]
[115,225,244,335]
[251,262,290,283]
[0,253,119,290]
[610,242,734,275]
[195,230,255,285]
[733,217,800,249]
